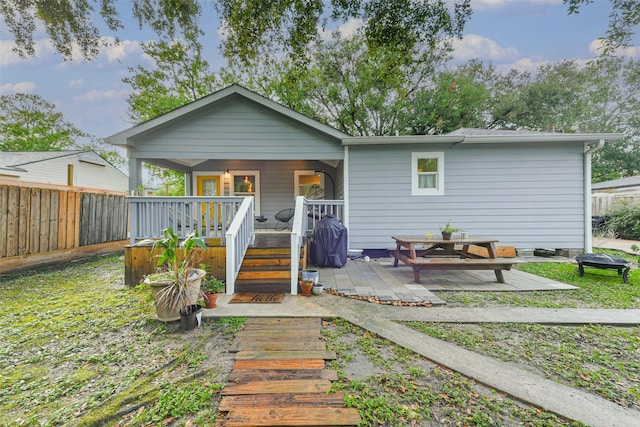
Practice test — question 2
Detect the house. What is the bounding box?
[106,84,623,293]
[591,176,640,215]
[0,150,128,193]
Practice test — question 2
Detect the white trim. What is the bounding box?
[192,171,224,196]
[411,152,445,196]
[343,147,350,245]
[229,170,260,214]
[294,170,324,198]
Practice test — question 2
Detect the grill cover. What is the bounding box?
[310,215,348,268]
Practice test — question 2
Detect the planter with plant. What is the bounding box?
[144,227,207,325]
[202,275,225,308]
[440,220,463,240]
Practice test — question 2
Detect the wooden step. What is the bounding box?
[243,318,321,329]
[219,391,345,411]
[246,247,292,256]
[242,257,292,267]
[230,337,327,352]
[222,379,332,395]
[232,359,326,370]
[223,407,361,427]
[236,329,322,338]
[228,369,338,383]
[235,350,337,360]
[234,280,290,293]
[236,270,290,280]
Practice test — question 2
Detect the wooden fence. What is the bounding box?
[0,180,128,265]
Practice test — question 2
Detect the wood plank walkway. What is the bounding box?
[220,318,361,427]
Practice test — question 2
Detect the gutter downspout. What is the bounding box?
[343,146,350,248]
[584,139,605,253]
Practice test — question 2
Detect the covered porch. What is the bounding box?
[124,195,345,295]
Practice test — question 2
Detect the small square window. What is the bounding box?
[412,152,444,195]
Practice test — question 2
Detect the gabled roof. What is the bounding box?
[106,84,348,146]
[0,150,127,178]
[592,176,640,190]
[342,128,624,146]
[0,150,85,168]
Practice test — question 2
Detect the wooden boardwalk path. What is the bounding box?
[220,317,361,427]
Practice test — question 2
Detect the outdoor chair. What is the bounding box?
[275,208,295,230]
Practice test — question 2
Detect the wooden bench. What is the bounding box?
[407,257,519,283]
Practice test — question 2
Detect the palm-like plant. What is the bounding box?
[147,227,207,312]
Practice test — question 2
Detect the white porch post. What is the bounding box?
[584,139,605,253]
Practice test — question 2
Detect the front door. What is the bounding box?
[196,174,222,228]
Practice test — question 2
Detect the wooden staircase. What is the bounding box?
[234,234,305,293]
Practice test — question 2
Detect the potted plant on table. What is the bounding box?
[144,227,207,329]
[440,220,462,240]
[202,275,225,308]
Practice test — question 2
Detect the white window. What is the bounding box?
[411,152,444,195]
[294,170,325,199]
[230,170,260,213]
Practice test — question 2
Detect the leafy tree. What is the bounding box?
[400,65,492,134]
[0,0,202,61]
[491,61,590,132]
[0,93,87,151]
[246,29,451,136]
[216,0,471,67]
[123,28,222,122]
[1,0,471,66]
[565,0,640,56]
[123,28,227,194]
[579,58,640,181]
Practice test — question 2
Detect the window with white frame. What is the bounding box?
[411,152,444,195]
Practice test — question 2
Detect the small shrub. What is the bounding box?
[603,199,640,240]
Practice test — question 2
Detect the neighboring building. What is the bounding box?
[0,150,128,193]
[592,176,640,215]
[107,84,624,254]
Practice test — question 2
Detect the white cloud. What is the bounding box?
[74,89,129,102]
[452,34,519,61]
[0,81,37,95]
[319,18,364,40]
[69,79,84,87]
[98,37,143,63]
[589,39,640,58]
[0,39,56,66]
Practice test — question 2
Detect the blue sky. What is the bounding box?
[1,0,638,146]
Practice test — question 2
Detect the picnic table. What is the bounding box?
[392,236,518,283]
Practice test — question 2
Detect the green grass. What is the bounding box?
[0,254,239,426]
[323,318,584,427]
[439,249,640,308]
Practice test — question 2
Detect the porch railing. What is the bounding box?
[290,197,345,294]
[225,197,255,295]
[128,196,247,245]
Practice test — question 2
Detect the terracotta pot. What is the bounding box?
[203,292,219,308]
[299,280,314,296]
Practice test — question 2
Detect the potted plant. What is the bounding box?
[440,220,462,240]
[202,275,225,308]
[299,280,314,296]
[144,227,207,327]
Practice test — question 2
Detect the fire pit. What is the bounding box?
[574,253,632,284]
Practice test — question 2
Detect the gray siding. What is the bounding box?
[131,96,343,160]
[192,160,336,222]
[347,142,586,250]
